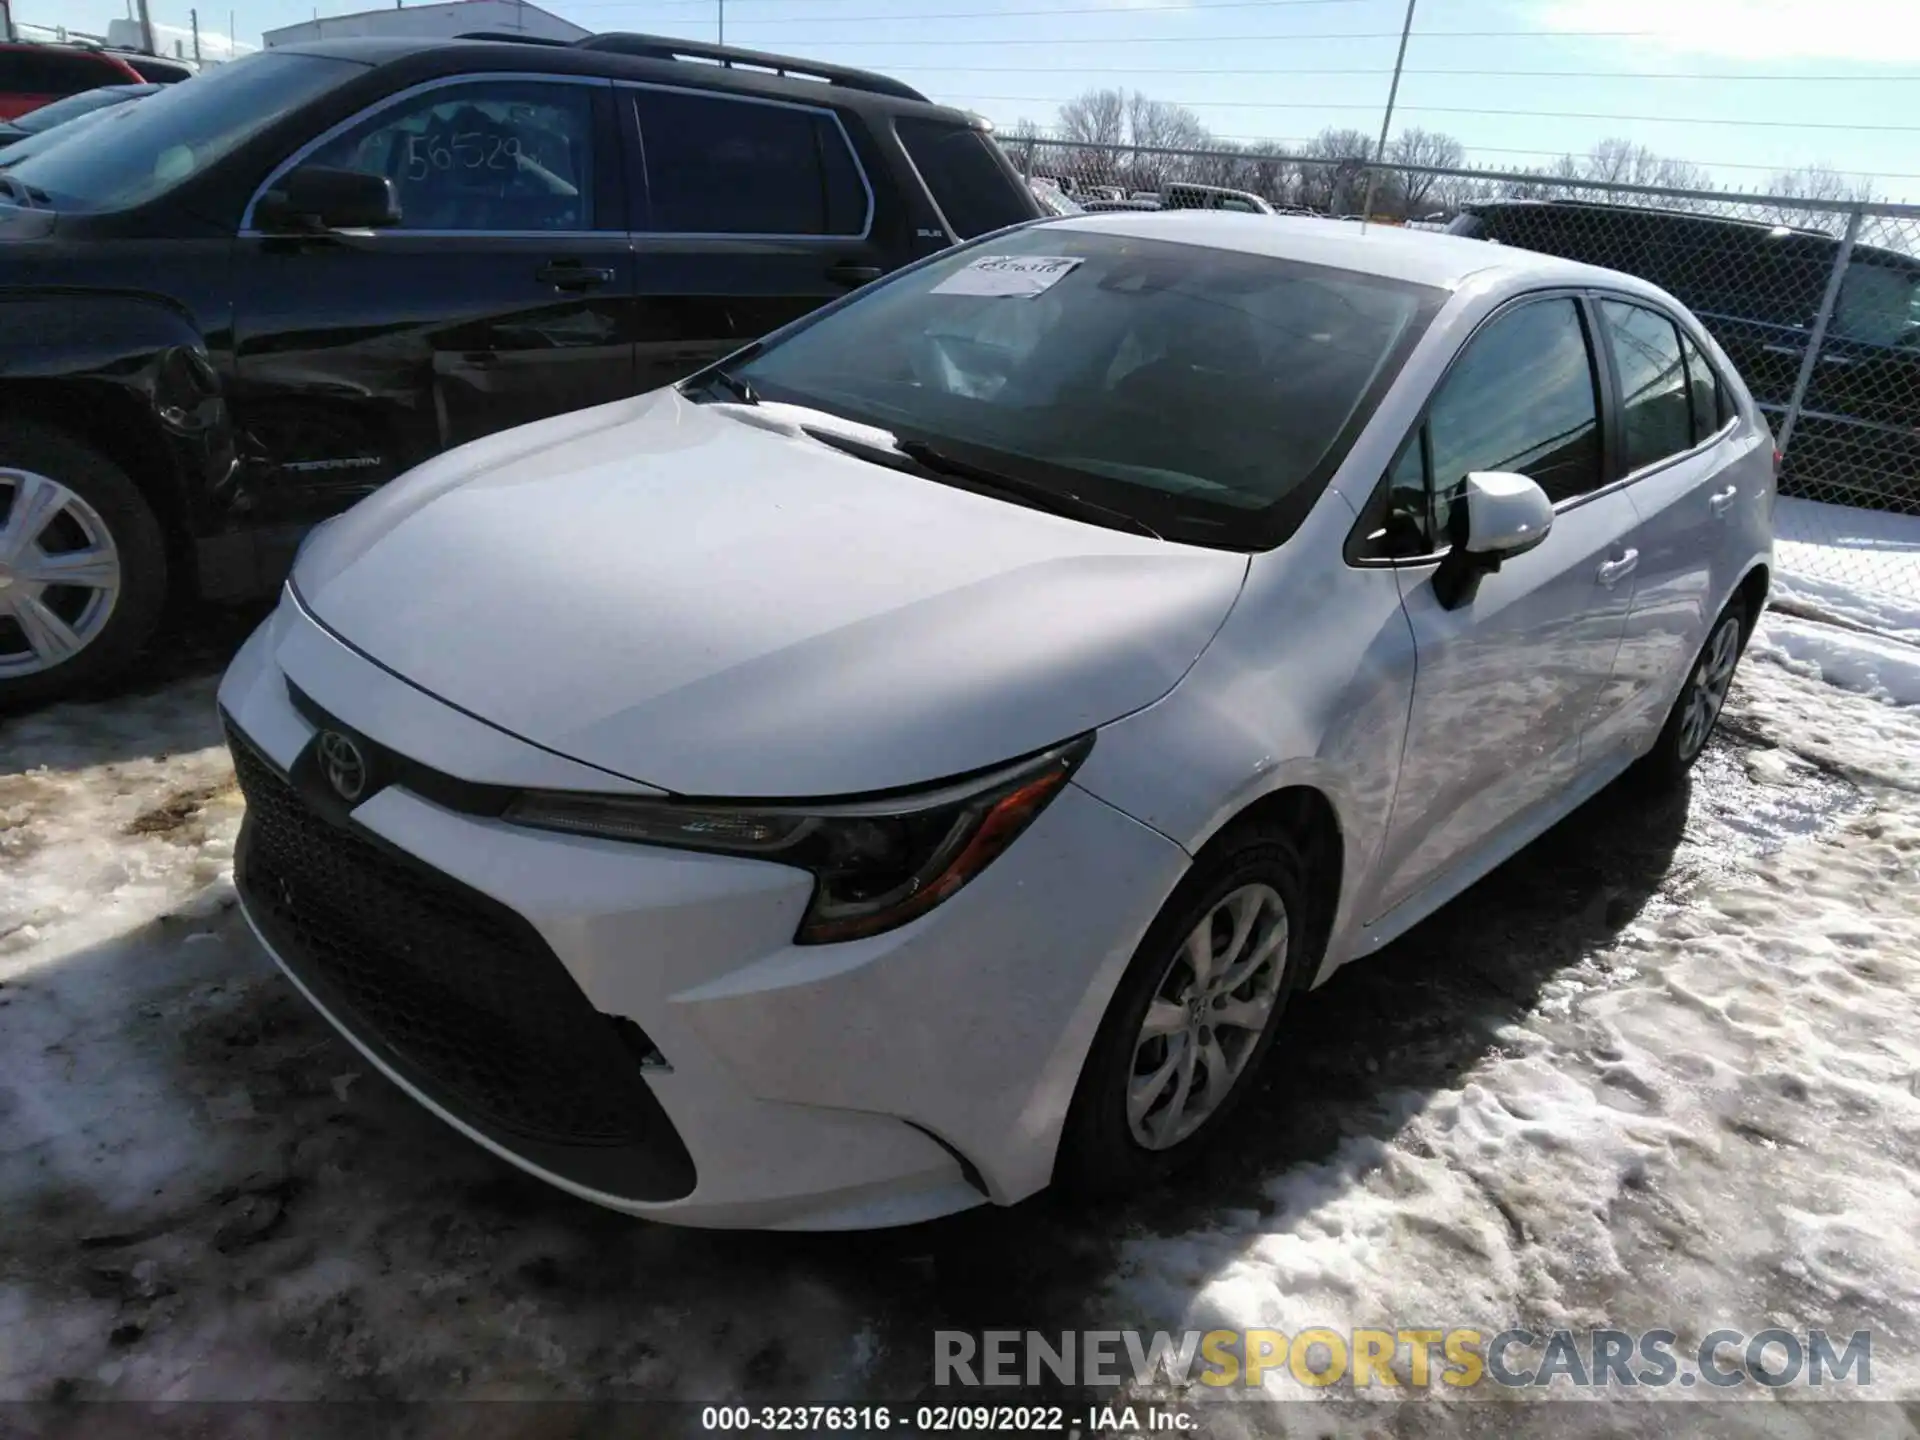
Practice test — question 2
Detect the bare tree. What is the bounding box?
[1388,127,1466,216]
[1051,88,1214,195]
[1764,163,1876,233]
[1299,127,1375,212]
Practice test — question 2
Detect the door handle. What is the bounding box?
[1709,485,1738,517]
[1596,549,1639,588]
[537,261,615,291]
[825,262,883,287]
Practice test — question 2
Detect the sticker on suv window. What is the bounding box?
[931,255,1083,298]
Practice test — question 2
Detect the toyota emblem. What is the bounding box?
[316,730,370,803]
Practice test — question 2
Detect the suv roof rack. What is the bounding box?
[572,31,929,103]
[455,31,575,47]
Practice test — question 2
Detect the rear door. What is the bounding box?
[1364,294,1640,919]
[622,85,890,392]
[232,75,636,522]
[1589,296,1767,760]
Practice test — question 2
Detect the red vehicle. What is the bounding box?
[0,43,146,122]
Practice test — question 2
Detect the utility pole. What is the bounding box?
[136,0,156,53]
[190,8,201,63]
[0,0,13,43]
[718,0,724,44]
[1361,0,1417,224]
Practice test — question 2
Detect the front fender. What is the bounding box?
[0,293,236,527]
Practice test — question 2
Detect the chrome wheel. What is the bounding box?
[0,469,123,679]
[1128,882,1289,1151]
[1676,614,1742,762]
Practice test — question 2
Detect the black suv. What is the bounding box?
[0,33,1040,705]
[1450,199,1920,514]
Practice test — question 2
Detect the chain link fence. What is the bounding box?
[1010,137,1920,627]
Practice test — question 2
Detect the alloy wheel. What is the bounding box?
[1128,882,1290,1151]
[0,469,123,679]
[1676,614,1742,762]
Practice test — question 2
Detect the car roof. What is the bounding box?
[1046,209,1653,293]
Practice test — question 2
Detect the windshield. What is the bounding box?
[726,226,1441,547]
[7,53,363,213]
[0,104,118,170]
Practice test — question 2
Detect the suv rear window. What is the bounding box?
[0,47,121,97]
[630,89,866,236]
[895,117,1032,240]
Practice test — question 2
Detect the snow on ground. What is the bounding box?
[1,602,1918,1430]
[1105,658,1920,1424]
[1774,497,1920,645]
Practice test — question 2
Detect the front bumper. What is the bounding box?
[218,594,1190,1230]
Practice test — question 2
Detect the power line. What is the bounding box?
[948,95,1920,131]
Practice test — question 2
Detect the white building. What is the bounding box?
[262,0,586,49]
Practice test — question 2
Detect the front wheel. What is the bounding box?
[1057,823,1312,1197]
[0,422,169,711]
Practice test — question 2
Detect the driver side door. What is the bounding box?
[1364,293,1641,922]
[231,75,635,526]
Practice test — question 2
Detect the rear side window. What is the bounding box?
[0,47,119,97]
[895,116,1033,239]
[1680,333,1728,441]
[1600,300,1693,472]
[631,89,865,236]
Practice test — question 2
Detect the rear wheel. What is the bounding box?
[0,423,168,711]
[1057,822,1313,1197]
[1637,600,1748,787]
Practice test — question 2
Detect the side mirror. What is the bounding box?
[1432,470,1553,610]
[256,165,400,234]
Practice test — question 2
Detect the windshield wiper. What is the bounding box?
[0,176,45,207]
[700,367,757,405]
[894,439,1163,541]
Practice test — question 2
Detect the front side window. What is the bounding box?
[896,116,1036,239]
[9,52,362,213]
[723,227,1441,548]
[1429,296,1603,518]
[304,80,596,232]
[632,89,863,235]
[1600,299,1692,473]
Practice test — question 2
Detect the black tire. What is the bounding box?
[1057,819,1319,1198]
[1635,597,1751,789]
[0,421,169,711]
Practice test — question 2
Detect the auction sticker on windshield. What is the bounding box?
[931,255,1083,298]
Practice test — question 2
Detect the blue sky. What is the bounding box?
[33,0,1920,196]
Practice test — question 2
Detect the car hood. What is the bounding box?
[295,391,1249,797]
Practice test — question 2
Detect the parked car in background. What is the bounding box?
[0,31,1041,706]
[94,47,196,84]
[219,212,1771,1228]
[1029,176,1082,216]
[1162,182,1275,215]
[1451,199,1920,510]
[0,42,147,120]
[0,82,159,144]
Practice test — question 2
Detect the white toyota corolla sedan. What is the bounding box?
[220,212,1773,1230]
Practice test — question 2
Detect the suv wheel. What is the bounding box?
[0,422,168,710]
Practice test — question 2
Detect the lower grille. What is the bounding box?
[227,718,694,1201]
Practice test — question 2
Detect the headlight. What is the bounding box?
[502,736,1092,944]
